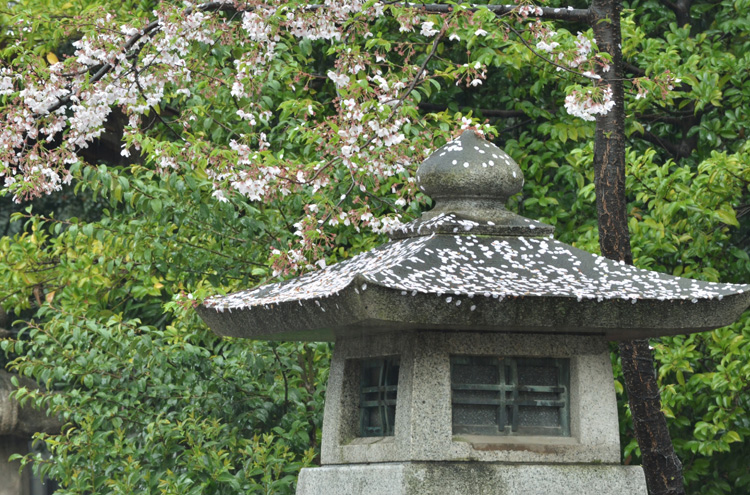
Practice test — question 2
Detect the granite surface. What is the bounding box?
[296,462,648,495]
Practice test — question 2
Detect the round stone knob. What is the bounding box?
[416,130,524,211]
[391,129,552,239]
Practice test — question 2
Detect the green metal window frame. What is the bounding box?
[451,356,570,437]
[359,358,399,437]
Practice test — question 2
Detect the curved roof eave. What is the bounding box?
[200,232,750,341]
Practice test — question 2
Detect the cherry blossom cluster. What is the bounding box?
[449,60,489,88]
[533,28,610,76]
[1,61,76,200]
[564,85,615,121]
[0,1,231,201]
[526,25,620,120]
[628,70,683,105]
[517,5,545,17]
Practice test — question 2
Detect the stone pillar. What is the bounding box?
[1,371,61,438]
[0,436,30,495]
[0,370,60,495]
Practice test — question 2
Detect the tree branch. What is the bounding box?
[503,22,595,78]
[662,0,693,27]
[418,102,526,118]
[634,112,694,125]
[640,130,696,160]
[402,3,591,22]
[622,60,646,77]
[313,20,446,223]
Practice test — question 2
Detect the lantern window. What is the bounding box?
[451,356,570,436]
[359,358,399,437]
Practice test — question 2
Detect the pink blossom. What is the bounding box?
[518,5,544,17]
[327,71,350,88]
[420,21,438,37]
[535,40,559,53]
[569,32,592,69]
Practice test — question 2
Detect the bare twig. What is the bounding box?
[418,102,526,118]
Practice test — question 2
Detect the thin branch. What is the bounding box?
[132,66,186,142]
[205,109,240,142]
[418,102,526,118]
[634,112,695,125]
[503,22,595,78]
[400,3,591,22]
[498,117,535,134]
[623,60,646,77]
[640,130,696,159]
[319,29,446,224]
[396,24,446,110]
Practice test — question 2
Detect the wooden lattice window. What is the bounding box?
[359,358,399,437]
[451,356,570,437]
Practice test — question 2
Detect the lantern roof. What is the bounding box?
[198,131,750,341]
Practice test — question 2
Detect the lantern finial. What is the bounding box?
[393,131,553,239]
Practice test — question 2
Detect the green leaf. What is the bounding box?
[715,208,739,227]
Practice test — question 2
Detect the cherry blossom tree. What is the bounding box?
[0,1,677,260]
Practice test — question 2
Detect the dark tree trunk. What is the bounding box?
[590,0,631,266]
[590,0,686,494]
[619,340,686,494]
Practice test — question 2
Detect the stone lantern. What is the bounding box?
[198,131,750,495]
[1,368,61,495]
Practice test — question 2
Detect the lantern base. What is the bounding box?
[296,462,647,495]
